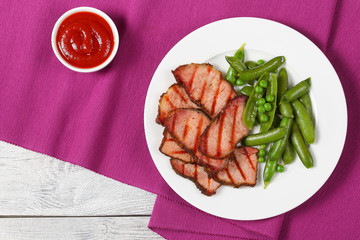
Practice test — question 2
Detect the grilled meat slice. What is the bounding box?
[170,159,221,196]
[172,63,237,118]
[199,95,249,159]
[215,147,258,187]
[156,84,199,125]
[164,109,229,173]
[159,130,195,163]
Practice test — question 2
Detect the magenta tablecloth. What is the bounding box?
[1,1,359,239]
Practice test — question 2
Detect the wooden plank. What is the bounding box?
[0,141,156,216]
[0,216,163,240]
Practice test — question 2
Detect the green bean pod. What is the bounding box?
[237,56,285,82]
[234,43,245,61]
[245,61,257,69]
[226,67,237,85]
[291,122,314,168]
[263,156,278,189]
[242,127,287,146]
[225,56,247,73]
[267,117,293,161]
[281,78,311,103]
[299,93,314,125]
[238,86,253,96]
[243,72,269,129]
[260,74,278,132]
[291,99,315,144]
[282,139,296,165]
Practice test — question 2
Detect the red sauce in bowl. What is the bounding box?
[56,12,114,69]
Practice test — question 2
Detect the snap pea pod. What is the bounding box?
[245,61,257,69]
[267,117,293,161]
[243,72,269,129]
[282,139,296,165]
[225,56,248,73]
[238,86,253,96]
[291,99,315,144]
[226,67,237,85]
[242,127,287,146]
[299,93,315,125]
[260,74,278,132]
[237,56,285,82]
[281,78,311,103]
[234,43,245,61]
[277,68,288,101]
[263,155,278,189]
[291,122,314,168]
[277,68,293,118]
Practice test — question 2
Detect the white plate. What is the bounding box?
[144,17,347,220]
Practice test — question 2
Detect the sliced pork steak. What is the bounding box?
[199,95,249,159]
[215,147,258,187]
[156,84,198,125]
[159,130,195,163]
[170,159,221,196]
[172,63,237,118]
[164,109,229,173]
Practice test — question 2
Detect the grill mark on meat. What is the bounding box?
[172,150,188,154]
[234,157,246,181]
[172,85,187,103]
[216,109,226,158]
[193,117,204,155]
[199,77,207,101]
[225,169,235,184]
[243,147,255,171]
[166,138,175,142]
[183,119,190,140]
[211,80,222,116]
[164,95,176,109]
[189,64,198,90]
[230,105,238,148]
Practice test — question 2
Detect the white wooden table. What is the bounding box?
[0,141,163,239]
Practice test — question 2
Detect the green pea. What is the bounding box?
[258,105,266,114]
[258,149,266,157]
[255,86,264,93]
[257,59,265,65]
[259,114,269,123]
[266,94,275,102]
[236,79,244,86]
[258,157,265,163]
[276,165,285,172]
[264,103,272,112]
[257,98,266,105]
[260,74,278,133]
[259,80,268,88]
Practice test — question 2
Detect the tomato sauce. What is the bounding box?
[56,12,114,68]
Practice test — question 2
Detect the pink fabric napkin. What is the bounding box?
[1,0,359,239]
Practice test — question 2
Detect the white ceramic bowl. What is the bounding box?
[51,7,119,73]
